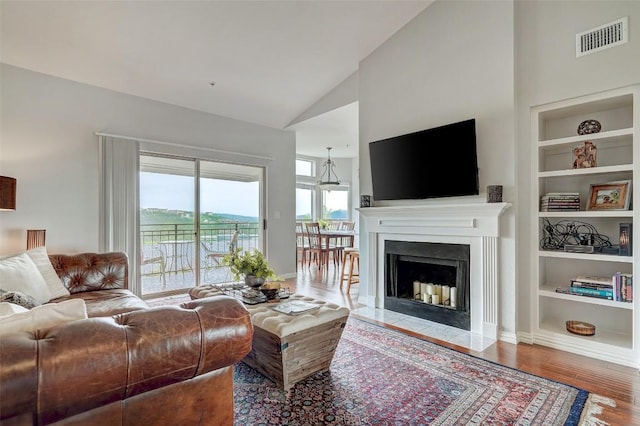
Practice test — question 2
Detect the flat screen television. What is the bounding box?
[369,119,479,201]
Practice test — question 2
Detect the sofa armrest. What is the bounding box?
[0,295,253,424]
[48,252,128,294]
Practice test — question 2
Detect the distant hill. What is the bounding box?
[141,208,258,226]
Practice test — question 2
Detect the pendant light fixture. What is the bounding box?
[317,147,341,190]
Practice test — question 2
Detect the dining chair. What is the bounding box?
[201,231,239,280]
[305,222,339,269]
[295,222,309,269]
[326,221,340,231]
[141,246,166,289]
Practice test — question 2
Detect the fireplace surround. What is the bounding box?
[357,202,510,339]
[385,240,470,330]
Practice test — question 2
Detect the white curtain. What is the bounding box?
[98,135,140,295]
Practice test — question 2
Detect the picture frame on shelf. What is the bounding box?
[587,180,632,211]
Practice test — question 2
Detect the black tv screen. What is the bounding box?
[369,119,479,201]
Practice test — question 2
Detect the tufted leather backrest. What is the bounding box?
[48,252,129,294]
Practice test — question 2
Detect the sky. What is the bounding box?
[140,172,259,217]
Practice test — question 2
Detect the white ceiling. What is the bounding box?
[0,1,431,158]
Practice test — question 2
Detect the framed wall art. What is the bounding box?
[587,180,632,211]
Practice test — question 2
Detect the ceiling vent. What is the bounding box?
[576,17,628,57]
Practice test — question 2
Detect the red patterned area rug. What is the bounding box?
[233,317,614,426]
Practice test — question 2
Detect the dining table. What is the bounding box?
[318,229,355,265]
[319,229,355,247]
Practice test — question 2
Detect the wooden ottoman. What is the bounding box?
[189,287,350,390]
[244,295,349,390]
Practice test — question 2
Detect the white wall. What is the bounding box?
[515,1,640,335]
[0,64,297,277]
[358,0,517,337]
[288,71,358,127]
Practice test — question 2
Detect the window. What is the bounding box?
[296,185,314,220]
[321,187,349,220]
[296,156,350,222]
[296,158,314,177]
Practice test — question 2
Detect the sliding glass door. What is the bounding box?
[198,161,262,285]
[139,155,264,297]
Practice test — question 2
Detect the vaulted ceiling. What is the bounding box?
[1,1,431,157]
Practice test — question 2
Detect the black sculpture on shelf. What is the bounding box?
[540,218,612,251]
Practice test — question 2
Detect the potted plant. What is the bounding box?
[221,247,281,287]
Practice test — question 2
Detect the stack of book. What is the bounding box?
[540,192,580,212]
[555,274,634,302]
[569,275,614,300]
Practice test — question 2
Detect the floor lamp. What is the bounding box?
[27,229,46,250]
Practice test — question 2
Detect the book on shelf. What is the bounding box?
[540,207,580,212]
[555,285,613,300]
[568,285,614,299]
[567,273,633,303]
[573,275,614,285]
[614,272,633,303]
[543,192,580,196]
[541,197,579,201]
[540,201,580,205]
[540,201,580,207]
[570,280,613,290]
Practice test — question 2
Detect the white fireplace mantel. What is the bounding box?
[357,202,511,339]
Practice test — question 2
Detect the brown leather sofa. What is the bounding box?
[0,252,253,426]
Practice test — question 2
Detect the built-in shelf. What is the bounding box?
[538,285,634,309]
[539,211,634,218]
[538,127,633,148]
[538,164,632,178]
[538,250,634,263]
[531,84,639,368]
[538,319,633,349]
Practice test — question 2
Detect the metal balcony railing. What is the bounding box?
[140,222,260,295]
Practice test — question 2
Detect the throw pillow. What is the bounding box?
[0,290,41,309]
[0,302,29,317]
[0,299,87,335]
[25,247,70,300]
[0,253,53,304]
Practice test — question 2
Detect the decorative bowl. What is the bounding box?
[260,282,281,300]
[566,320,595,336]
[577,119,601,135]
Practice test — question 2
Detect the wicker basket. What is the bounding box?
[566,320,596,336]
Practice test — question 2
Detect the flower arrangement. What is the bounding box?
[221,247,281,282]
[318,218,331,230]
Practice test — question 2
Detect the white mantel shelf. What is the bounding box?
[357,202,511,340]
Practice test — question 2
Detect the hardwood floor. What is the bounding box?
[289,262,640,425]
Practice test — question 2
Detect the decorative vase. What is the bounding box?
[244,274,265,288]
